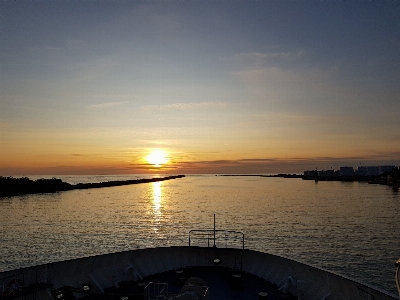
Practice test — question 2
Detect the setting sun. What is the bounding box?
[146,149,169,167]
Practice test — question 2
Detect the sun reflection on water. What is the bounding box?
[150,181,163,234]
[152,181,162,214]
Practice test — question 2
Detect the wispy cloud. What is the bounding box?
[140,101,228,112]
[234,51,291,60]
[227,49,305,68]
[86,101,129,110]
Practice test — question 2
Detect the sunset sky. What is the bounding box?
[1,1,399,175]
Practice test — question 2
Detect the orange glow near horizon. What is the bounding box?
[0,140,398,175]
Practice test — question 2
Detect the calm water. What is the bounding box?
[0,175,399,294]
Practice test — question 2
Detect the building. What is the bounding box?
[355,166,381,177]
[355,166,367,177]
[303,165,398,181]
[340,167,354,177]
[366,166,379,176]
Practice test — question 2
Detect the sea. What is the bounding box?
[0,174,399,295]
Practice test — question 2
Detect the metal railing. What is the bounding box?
[144,282,169,300]
[188,229,245,249]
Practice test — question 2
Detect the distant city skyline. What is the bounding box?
[1,2,399,175]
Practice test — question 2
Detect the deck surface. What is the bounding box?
[139,266,285,300]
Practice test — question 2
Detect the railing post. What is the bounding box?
[188,229,245,249]
[213,214,216,248]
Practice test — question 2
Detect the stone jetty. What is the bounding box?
[0,175,185,198]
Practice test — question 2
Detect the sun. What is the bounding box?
[146,149,169,167]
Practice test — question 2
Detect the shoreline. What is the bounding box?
[218,174,399,190]
[218,174,302,178]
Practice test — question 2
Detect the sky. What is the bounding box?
[1,1,400,175]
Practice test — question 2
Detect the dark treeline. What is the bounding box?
[0,177,71,197]
[0,175,185,198]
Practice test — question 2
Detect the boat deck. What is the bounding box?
[144,266,286,300]
[85,266,290,300]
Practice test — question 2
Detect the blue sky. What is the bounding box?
[1,1,399,174]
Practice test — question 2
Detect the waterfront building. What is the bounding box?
[355,166,382,177]
[303,165,398,181]
[340,166,354,177]
[367,166,379,176]
[356,166,368,177]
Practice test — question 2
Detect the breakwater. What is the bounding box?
[0,175,185,198]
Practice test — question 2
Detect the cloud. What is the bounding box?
[86,101,129,110]
[234,51,291,61]
[140,101,228,112]
[161,155,400,174]
[128,163,178,171]
[227,49,305,69]
[233,65,334,87]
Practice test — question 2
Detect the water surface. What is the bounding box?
[0,175,399,294]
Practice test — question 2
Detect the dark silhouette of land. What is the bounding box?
[219,168,399,191]
[218,174,302,178]
[0,175,185,198]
